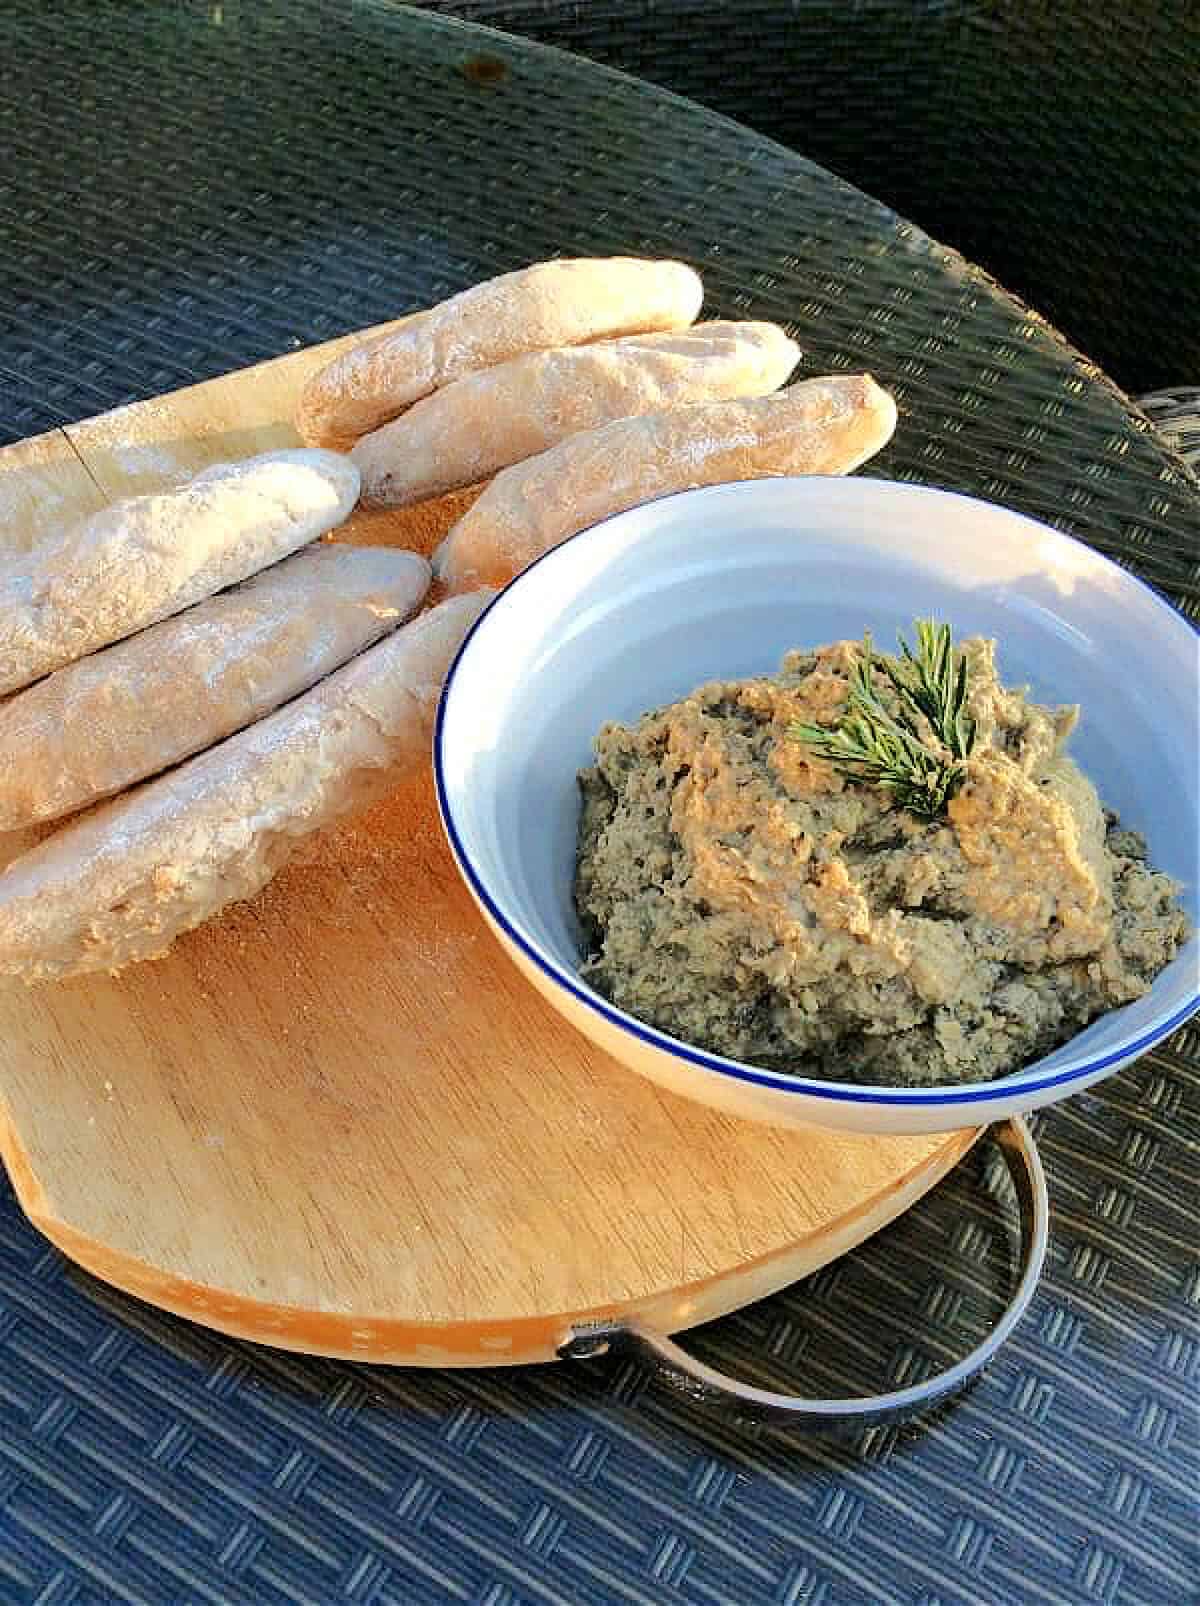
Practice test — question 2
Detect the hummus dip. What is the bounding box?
[575,636,1189,1086]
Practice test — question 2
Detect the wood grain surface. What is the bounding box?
[0,325,978,1364]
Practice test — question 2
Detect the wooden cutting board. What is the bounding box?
[0,326,978,1365]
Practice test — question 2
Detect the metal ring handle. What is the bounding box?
[559,1116,1047,1431]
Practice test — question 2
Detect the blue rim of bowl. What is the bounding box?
[434,478,1200,1107]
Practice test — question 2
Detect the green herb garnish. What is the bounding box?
[788,621,977,820]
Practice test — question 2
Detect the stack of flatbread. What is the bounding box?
[295,256,896,591]
[0,255,897,983]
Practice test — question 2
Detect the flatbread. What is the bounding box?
[0,591,493,982]
[0,544,431,830]
[353,320,799,507]
[0,448,360,695]
[296,257,704,446]
[434,375,899,592]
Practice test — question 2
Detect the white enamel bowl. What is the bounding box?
[435,477,1199,1135]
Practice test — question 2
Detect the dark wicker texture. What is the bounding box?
[418,0,1200,398]
[1,3,1198,1603]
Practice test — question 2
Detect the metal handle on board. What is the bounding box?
[559,1116,1048,1431]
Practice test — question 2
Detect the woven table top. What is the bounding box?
[1,3,1197,1603]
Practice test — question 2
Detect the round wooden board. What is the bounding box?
[0,334,978,1366]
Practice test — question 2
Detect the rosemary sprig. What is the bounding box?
[880,619,976,760]
[788,622,977,820]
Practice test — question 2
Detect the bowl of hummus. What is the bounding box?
[436,477,1199,1134]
